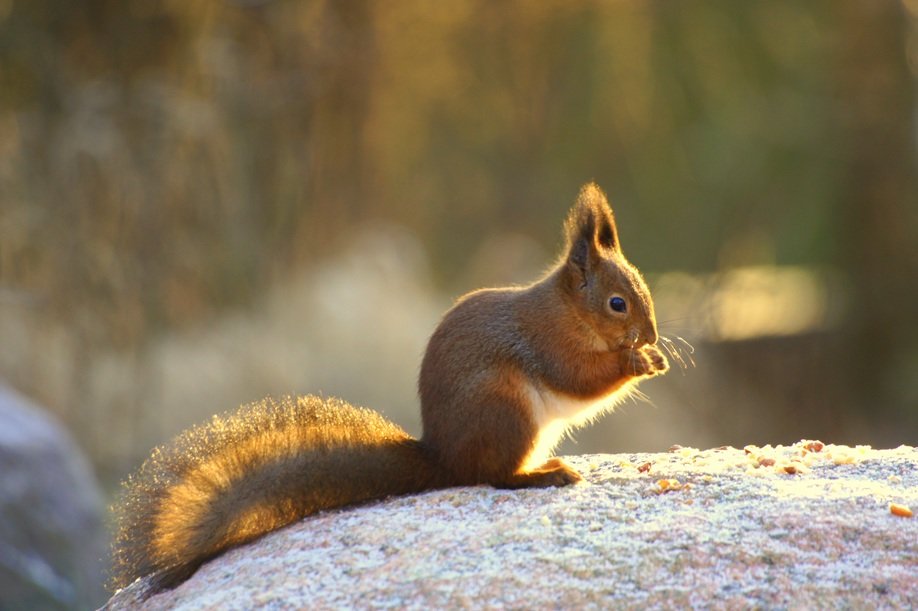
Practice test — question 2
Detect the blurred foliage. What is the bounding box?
[1,0,917,470]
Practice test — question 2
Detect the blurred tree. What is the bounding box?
[1,0,916,473]
[836,0,918,435]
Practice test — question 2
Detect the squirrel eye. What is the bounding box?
[609,296,627,313]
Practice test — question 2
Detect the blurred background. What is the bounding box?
[1,1,917,607]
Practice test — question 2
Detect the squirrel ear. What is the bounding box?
[564,183,620,271]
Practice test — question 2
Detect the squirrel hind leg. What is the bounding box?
[493,458,583,489]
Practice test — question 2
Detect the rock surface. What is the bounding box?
[105,442,917,610]
[0,385,107,610]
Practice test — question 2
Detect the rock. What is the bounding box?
[0,385,107,610]
[105,443,917,609]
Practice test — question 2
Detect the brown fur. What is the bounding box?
[110,183,668,594]
[111,396,446,592]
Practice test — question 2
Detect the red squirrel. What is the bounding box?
[110,183,669,593]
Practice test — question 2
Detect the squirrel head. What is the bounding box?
[561,183,659,350]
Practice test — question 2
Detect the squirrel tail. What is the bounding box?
[110,395,448,594]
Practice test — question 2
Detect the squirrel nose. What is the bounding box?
[643,325,658,346]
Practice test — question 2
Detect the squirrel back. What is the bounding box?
[111,183,668,594]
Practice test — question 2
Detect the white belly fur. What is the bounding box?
[523,380,636,470]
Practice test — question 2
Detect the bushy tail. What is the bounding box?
[110,395,448,594]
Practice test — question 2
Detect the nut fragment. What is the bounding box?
[656,478,683,493]
[889,503,913,518]
[758,457,776,467]
[637,462,652,473]
[803,440,824,453]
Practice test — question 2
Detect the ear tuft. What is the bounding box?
[563,183,620,269]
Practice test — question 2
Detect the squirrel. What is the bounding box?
[110,183,669,594]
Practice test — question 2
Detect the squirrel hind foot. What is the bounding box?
[494,458,583,489]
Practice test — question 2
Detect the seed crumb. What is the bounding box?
[889,503,913,518]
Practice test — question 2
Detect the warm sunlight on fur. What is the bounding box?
[523,380,641,470]
[112,396,418,590]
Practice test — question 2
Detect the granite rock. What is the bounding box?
[0,385,107,610]
[105,442,917,610]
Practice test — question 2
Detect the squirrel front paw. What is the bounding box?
[621,345,669,377]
